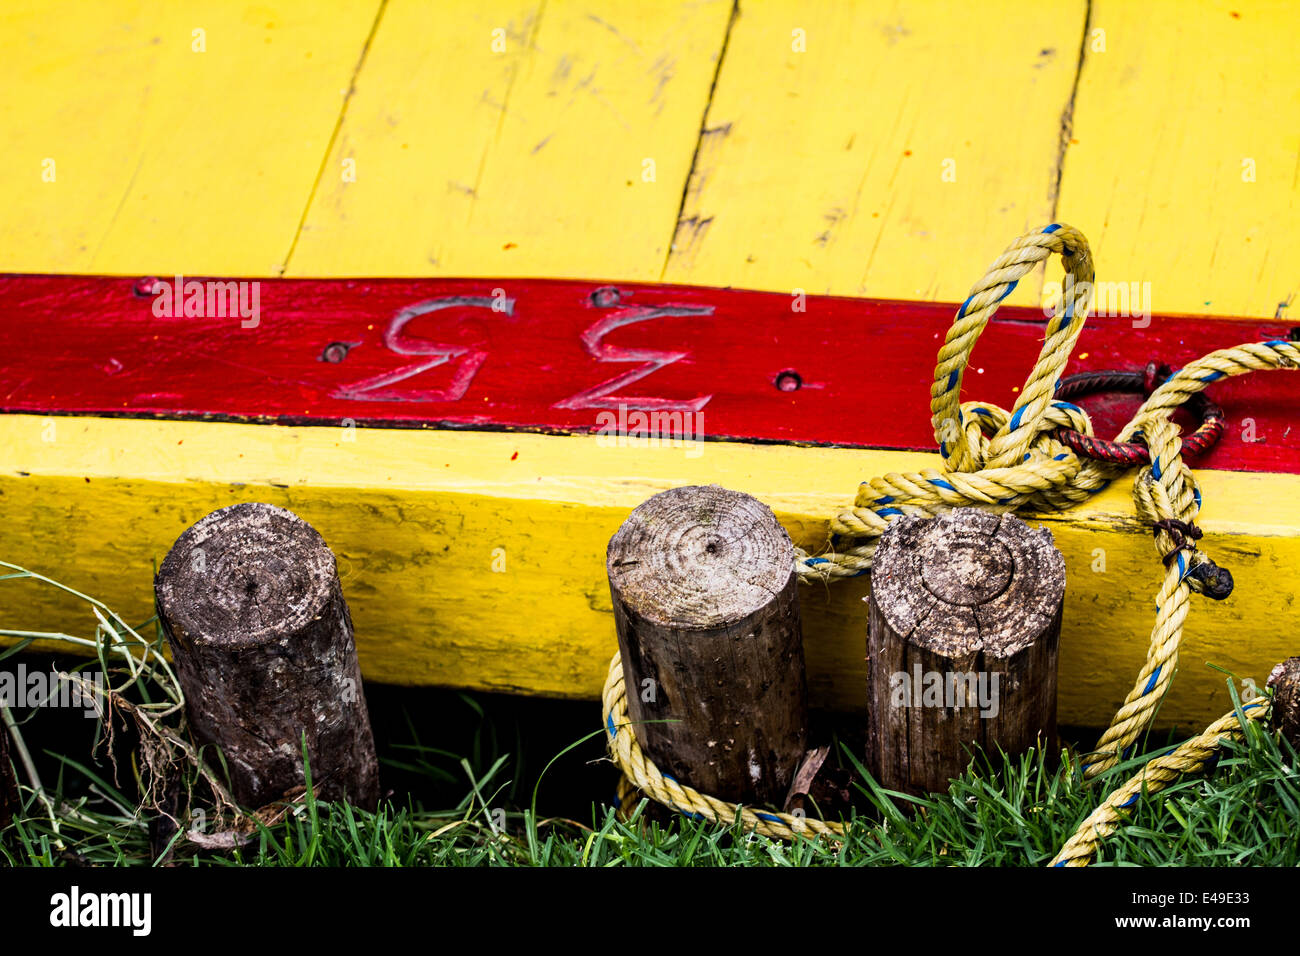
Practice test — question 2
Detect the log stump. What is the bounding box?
[156,502,379,810]
[0,720,20,828]
[866,508,1064,796]
[1268,656,1300,751]
[607,484,807,808]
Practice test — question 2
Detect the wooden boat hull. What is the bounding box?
[2,276,1297,728]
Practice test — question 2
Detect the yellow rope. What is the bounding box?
[1051,697,1271,866]
[793,223,1300,780]
[602,223,1299,863]
[602,652,846,841]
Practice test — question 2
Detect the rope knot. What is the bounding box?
[1151,517,1202,557]
[1150,518,1234,600]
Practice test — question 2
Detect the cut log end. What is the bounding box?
[156,502,379,811]
[870,508,1065,658]
[156,502,337,649]
[607,484,794,630]
[867,508,1065,796]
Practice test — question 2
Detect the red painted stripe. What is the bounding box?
[1,275,1297,473]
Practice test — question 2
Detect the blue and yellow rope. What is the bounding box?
[606,224,1300,862]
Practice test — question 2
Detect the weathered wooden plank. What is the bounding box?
[660,0,1087,307]
[1057,1,1300,318]
[1,275,1297,473]
[1,415,1297,729]
[0,0,382,276]
[286,0,734,279]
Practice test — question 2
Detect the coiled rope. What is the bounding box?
[603,223,1300,860]
[793,223,1299,778]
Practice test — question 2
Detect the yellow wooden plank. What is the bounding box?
[0,0,381,276]
[1,413,1295,730]
[287,0,734,279]
[660,1,1087,307]
[1057,0,1300,319]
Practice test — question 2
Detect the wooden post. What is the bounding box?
[607,484,808,808]
[1268,656,1300,750]
[0,720,20,828]
[155,502,379,811]
[866,508,1065,796]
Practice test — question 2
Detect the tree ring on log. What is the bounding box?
[607,484,794,630]
[157,502,337,648]
[156,502,379,810]
[871,509,1065,659]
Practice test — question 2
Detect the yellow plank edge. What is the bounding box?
[660,0,1087,309]
[2,414,1296,730]
[0,0,381,276]
[1058,0,1300,319]
[287,0,734,280]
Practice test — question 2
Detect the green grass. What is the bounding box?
[4,716,1297,867]
[3,561,1298,867]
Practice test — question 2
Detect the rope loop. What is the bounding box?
[931,223,1095,474]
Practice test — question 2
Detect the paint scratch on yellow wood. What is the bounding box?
[2,1,1296,322]
[1057,1,1300,319]
[286,0,734,279]
[0,0,381,276]
[2,414,1295,730]
[660,1,1087,307]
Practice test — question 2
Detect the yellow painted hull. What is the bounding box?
[2,414,1294,728]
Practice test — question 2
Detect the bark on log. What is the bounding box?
[866,508,1064,796]
[1268,656,1300,751]
[607,484,808,808]
[156,502,379,810]
[0,720,20,828]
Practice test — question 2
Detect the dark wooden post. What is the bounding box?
[1268,656,1300,750]
[156,502,379,811]
[607,484,808,808]
[0,721,20,828]
[866,508,1064,796]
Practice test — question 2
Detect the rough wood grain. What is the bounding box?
[661,1,1085,306]
[288,0,734,279]
[156,502,379,810]
[1268,657,1300,752]
[1059,1,1300,318]
[867,508,1064,796]
[608,484,807,806]
[0,721,19,828]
